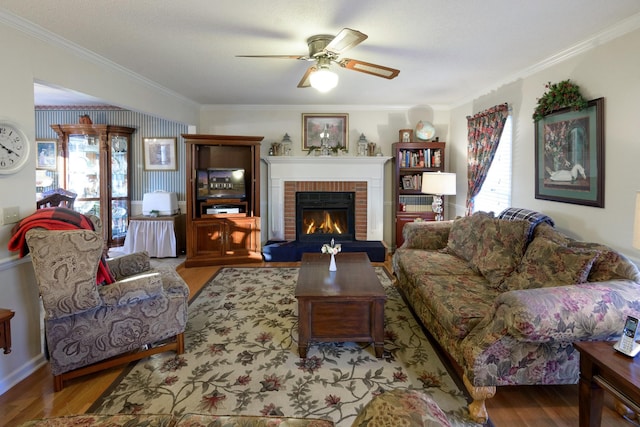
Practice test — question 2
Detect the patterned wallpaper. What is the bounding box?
[35,107,188,201]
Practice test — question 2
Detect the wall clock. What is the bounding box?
[0,120,30,174]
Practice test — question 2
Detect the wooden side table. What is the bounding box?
[0,308,15,354]
[574,340,640,427]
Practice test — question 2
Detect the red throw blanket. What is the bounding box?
[8,207,115,285]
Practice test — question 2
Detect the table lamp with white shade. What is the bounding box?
[421,172,456,221]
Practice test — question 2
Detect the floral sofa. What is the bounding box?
[392,209,640,423]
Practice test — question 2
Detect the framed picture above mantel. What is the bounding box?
[302,113,348,152]
[534,97,604,208]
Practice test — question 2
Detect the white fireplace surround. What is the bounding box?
[264,156,391,241]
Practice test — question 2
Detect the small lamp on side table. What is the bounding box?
[422,172,456,221]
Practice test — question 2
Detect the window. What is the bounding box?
[473,115,512,215]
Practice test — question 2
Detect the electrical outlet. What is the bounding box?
[1,206,20,226]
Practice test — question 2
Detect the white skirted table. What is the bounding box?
[123,214,185,258]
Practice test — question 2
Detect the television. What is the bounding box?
[197,168,246,199]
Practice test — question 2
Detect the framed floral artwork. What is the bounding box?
[302,113,348,151]
[534,97,604,207]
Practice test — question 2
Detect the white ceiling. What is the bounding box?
[3,0,640,107]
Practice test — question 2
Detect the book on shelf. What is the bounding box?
[398,148,441,169]
[399,194,432,212]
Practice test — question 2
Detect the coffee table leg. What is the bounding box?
[373,300,385,358]
[374,342,384,358]
[298,300,309,358]
[299,343,308,358]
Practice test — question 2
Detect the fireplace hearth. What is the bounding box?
[296,191,355,242]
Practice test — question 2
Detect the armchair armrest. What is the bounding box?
[156,269,190,298]
[107,251,152,280]
[98,272,164,306]
[400,220,452,250]
[476,280,640,344]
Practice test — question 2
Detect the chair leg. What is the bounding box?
[176,332,185,354]
[53,374,63,392]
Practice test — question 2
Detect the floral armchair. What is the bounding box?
[25,221,189,391]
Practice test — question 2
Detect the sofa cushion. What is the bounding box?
[500,236,601,291]
[532,222,571,245]
[409,273,498,340]
[567,241,640,283]
[471,218,529,287]
[402,220,452,250]
[395,249,478,278]
[533,223,640,283]
[498,207,555,243]
[445,212,493,262]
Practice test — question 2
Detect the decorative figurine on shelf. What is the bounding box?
[78,114,92,124]
[399,129,413,143]
[357,133,368,156]
[270,142,282,156]
[367,142,377,156]
[319,124,331,156]
[321,238,341,271]
[281,133,292,156]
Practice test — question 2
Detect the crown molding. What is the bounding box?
[0,9,198,109]
[34,105,124,111]
[452,12,640,109]
[200,104,450,112]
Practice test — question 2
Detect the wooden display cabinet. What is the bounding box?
[393,141,446,250]
[51,124,135,247]
[183,134,263,267]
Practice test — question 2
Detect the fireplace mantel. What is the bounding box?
[264,156,391,241]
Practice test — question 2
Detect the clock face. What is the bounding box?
[0,121,30,174]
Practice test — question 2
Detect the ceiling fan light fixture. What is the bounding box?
[309,68,338,93]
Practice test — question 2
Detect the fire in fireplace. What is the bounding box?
[303,210,346,235]
[296,191,355,242]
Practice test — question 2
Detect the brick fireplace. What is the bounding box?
[264,156,390,242]
[285,181,367,241]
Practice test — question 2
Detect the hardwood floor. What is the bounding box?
[0,259,635,427]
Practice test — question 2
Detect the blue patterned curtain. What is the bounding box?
[466,104,509,215]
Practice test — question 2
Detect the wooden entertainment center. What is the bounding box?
[183,134,263,267]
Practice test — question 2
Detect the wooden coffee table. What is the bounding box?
[295,252,387,358]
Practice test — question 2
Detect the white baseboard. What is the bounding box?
[0,354,47,396]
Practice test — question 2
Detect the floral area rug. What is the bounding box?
[90,267,481,427]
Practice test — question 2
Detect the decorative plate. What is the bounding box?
[415,121,436,141]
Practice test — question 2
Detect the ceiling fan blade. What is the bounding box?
[297,66,316,88]
[338,58,400,79]
[236,55,310,61]
[325,28,367,55]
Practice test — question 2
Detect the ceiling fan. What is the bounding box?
[237,28,400,92]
